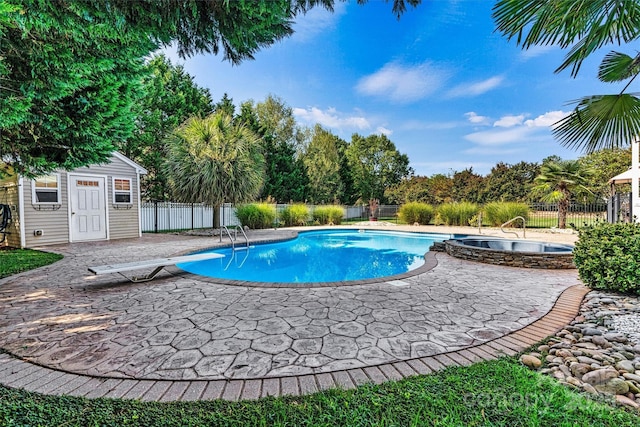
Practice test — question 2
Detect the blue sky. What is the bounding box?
[166,0,618,177]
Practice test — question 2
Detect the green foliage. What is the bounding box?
[483,161,539,203]
[483,202,530,227]
[398,202,435,225]
[573,222,640,294]
[436,202,478,226]
[0,249,62,279]
[451,168,485,203]
[346,133,412,203]
[1,0,153,176]
[303,125,349,204]
[164,112,265,226]
[578,147,632,200]
[312,205,344,225]
[235,203,276,229]
[119,54,214,201]
[279,204,309,226]
[242,96,309,202]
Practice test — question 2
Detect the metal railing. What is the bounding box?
[501,216,526,238]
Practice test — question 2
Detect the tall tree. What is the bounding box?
[1,0,153,176]
[451,168,485,203]
[493,0,640,152]
[578,147,632,200]
[250,96,308,202]
[303,125,348,203]
[1,0,420,174]
[164,112,264,228]
[531,160,594,229]
[483,161,540,202]
[346,133,412,203]
[120,55,214,201]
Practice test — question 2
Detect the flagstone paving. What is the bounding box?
[0,229,586,400]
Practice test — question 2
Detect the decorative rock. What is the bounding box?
[595,378,629,395]
[520,355,542,369]
[570,363,592,378]
[604,333,627,343]
[583,328,603,336]
[591,335,612,348]
[616,360,635,373]
[623,373,640,382]
[538,345,550,353]
[556,349,574,358]
[582,383,599,395]
[566,376,582,388]
[577,356,599,365]
[582,368,619,386]
[615,394,640,409]
[627,381,640,394]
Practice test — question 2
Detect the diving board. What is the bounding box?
[88,252,224,282]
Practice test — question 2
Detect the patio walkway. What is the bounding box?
[0,229,588,401]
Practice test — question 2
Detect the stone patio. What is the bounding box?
[0,227,587,400]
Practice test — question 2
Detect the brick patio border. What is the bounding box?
[0,284,590,402]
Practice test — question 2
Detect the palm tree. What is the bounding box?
[493,0,640,152]
[531,160,593,229]
[164,112,265,228]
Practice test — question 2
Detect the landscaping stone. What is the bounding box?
[520,355,542,369]
[519,291,640,409]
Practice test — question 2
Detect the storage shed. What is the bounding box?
[0,152,147,248]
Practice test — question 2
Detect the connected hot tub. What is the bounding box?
[442,238,575,269]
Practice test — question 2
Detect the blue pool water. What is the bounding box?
[177,229,454,283]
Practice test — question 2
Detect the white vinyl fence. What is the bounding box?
[141,202,239,232]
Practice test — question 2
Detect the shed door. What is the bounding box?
[70,176,107,241]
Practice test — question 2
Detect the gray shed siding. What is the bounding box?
[22,154,142,247]
[0,172,20,248]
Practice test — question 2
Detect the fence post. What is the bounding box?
[154,201,158,233]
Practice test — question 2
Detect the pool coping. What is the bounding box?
[0,284,590,401]
[166,229,456,288]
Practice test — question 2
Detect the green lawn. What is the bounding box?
[0,248,63,279]
[0,358,638,426]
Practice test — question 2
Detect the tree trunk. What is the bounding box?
[558,193,570,229]
[213,204,221,230]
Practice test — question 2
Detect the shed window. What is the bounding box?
[32,174,61,204]
[113,178,132,204]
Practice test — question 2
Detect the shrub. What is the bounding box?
[279,204,309,226]
[573,222,640,294]
[234,203,276,229]
[398,202,435,225]
[483,202,529,227]
[312,205,344,225]
[436,202,478,226]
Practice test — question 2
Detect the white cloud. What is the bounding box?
[293,106,371,130]
[356,61,450,103]
[447,76,504,98]
[376,126,393,136]
[464,110,571,149]
[520,45,557,60]
[399,120,460,131]
[493,114,525,128]
[524,110,569,128]
[465,112,490,125]
[292,2,347,41]
[465,126,535,146]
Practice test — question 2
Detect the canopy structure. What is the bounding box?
[608,167,635,185]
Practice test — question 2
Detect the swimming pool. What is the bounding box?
[176,229,456,284]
